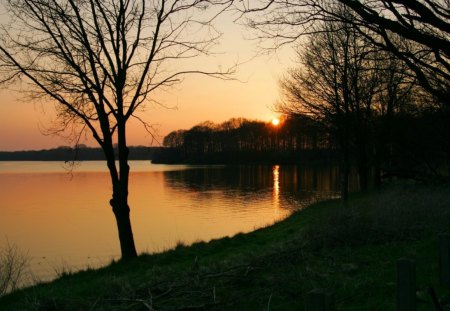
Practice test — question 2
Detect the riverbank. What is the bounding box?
[1,181,450,310]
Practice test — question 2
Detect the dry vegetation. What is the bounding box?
[0,242,28,297]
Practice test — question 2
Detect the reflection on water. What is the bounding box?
[273,165,280,215]
[0,161,355,283]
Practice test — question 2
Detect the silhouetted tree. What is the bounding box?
[241,0,450,107]
[331,0,450,107]
[278,6,384,201]
[163,130,186,149]
[240,0,447,184]
[0,0,232,259]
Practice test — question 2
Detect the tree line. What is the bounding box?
[157,110,448,188]
[153,116,333,164]
[0,145,162,161]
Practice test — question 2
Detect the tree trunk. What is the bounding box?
[114,119,138,259]
[340,159,349,205]
[373,148,382,189]
[357,142,369,191]
[103,117,138,260]
[340,135,350,205]
[110,193,137,259]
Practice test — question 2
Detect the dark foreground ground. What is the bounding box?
[1,181,450,310]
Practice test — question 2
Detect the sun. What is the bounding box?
[271,118,280,126]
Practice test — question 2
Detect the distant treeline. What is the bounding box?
[0,145,162,161]
[153,113,450,178]
[152,116,337,164]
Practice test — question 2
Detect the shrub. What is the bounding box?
[0,242,28,296]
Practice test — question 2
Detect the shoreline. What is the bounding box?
[2,181,449,309]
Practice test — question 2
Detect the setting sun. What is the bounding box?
[271,118,280,126]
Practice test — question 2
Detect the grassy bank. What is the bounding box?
[1,182,450,310]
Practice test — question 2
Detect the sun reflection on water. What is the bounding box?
[272,165,280,216]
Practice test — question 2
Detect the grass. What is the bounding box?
[1,181,450,310]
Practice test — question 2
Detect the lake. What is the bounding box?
[0,161,350,283]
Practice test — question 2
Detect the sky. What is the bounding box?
[0,9,293,151]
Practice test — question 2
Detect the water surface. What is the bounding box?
[0,161,346,282]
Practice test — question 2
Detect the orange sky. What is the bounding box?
[0,14,292,151]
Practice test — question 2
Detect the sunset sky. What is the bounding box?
[0,11,292,151]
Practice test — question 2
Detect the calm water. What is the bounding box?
[0,161,348,283]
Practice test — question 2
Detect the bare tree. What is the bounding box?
[331,0,450,106]
[0,0,233,259]
[278,6,384,201]
[240,0,450,107]
[239,0,443,186]
[275,3,426,194]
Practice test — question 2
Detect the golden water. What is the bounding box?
[0,161,343,282]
